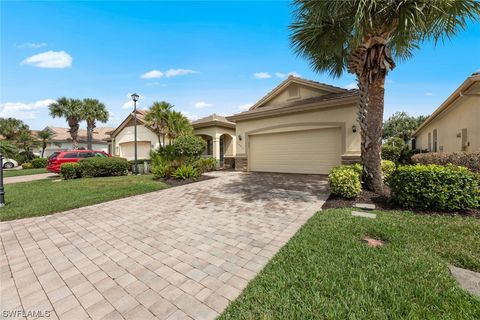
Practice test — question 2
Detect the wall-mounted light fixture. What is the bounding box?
[352,125,357,133]
[238,134,242,141]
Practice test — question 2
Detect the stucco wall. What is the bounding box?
[235,103,360,158]
[193,126,236,157]
[267,84,331,106]
[112,125,160,157]
[415,94,479,152]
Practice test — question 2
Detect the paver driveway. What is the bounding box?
[0,171,329,320]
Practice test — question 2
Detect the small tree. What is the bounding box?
[37,129,55,158]
[144,101,173,147]
[82,98,109,149]
[383,112,428,143]
[0,117,29,140]
[0,140,18,159]
[49,97,83,149]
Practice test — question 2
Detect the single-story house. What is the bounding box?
[108,110,161,160]
[32,126,112,157]
[227,75,361,174]
[412,72,480,152]
[192,114,236,167]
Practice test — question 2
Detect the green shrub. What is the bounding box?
[61,163,79,180]
[169,135,206,165]
[389,164,479,210]
[21,162,32,169]
[151,157,173,179]
[329,165,362,199]
[172,165,200,180]
[411,151,480,173]
[193,157,217,173]
[381,160,396,182]
[31,158,48,168]
[77,157,129,178]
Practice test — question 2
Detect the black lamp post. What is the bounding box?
[131,93,140,175]
[0,153,5,207]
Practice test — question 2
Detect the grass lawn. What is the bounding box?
[3,168,48,177]
[220,209,480,319]
[0,175,167,221]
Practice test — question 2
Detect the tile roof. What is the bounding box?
[34,126,114,143]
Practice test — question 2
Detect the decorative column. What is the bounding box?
[212,137,220,168]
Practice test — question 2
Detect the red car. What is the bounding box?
[47,150,111,173]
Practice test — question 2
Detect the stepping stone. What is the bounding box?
[351,211,376,219]
[354,203,376,210]
[449,265,480,297]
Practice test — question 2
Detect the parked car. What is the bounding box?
[47,150,111,173]
[2,158,18,169]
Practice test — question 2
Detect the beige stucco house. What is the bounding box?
[412,72,480,152]
[32,126,113,157]
[227,76,361,174]
[192,114,236,167]
[108,110,160,160]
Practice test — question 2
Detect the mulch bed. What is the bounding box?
[323,188,480,217]
[156,174,214,187]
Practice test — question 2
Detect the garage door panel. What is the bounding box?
[249,128,341,174]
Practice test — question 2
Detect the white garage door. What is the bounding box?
[249,128,342,174]
[119,141,151,160]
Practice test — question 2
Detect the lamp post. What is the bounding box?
[0,153,5,207]
[131,93,140,175]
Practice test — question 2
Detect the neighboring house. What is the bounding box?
[227,75,361,174]
[32,126,113,157]
[412,72,480,152]
[108,110,161,160]
[192,114,236,167]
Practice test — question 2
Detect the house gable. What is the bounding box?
[251,76,347,110]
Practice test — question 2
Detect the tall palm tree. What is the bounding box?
[82,98,109,150]
[37,129,55,157]
[49,97,84,149]
[290,0,479,193]
[166,111,192,144]
[144,101,173,147]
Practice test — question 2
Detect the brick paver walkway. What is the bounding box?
[4,173,58,184]
[0,171,328,320]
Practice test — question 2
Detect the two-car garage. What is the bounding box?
[248,127,342,174]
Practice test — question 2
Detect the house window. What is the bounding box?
[428,132,432,151]
[433,129,438,152]
[288,85,300,99]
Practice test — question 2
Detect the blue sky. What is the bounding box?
[1,1,479,130]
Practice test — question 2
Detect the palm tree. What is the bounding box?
[0,140,18,159]
[0,117,29,140]
[166,111,192,144]
[82,98,109,150]
[49,97,83,149]
[37,129,55,157]
[15,129,39,155]
[144,101,173,147]
[290,0,479,194]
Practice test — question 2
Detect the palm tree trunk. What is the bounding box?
[69,119,80,149]
[362,71,386,194]
[41,142,46,158]
[86,121,94,150]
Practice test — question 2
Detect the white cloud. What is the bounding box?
[140,68,197,79]
[21,50,72,68]
[344,82,358,90]
[194,101,213,109]
[0,99,55,119]
[288,72,301,77]
[425,92,433,96]
[122,93,144,109]
[238,103,253,111]
[275,72,286,78]
[181,111,198,121]
[274,72,300,79]
[15,42,47,49]
[254,72,271,79]
[164,69,197,77]
[141,70,163,79]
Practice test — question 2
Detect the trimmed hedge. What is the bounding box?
[77,157,129,178]
[389,164,479,210]
[31,158,48,168]
[61,163,79,180]
[329,165,362,199]
[411,151,480,173]
[381,160,396,182]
